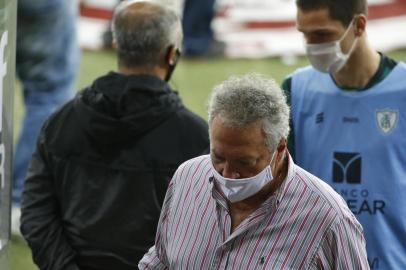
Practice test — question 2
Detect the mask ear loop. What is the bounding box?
[339,18,356,43]
[164,46,181,82]
[338,17,359,54]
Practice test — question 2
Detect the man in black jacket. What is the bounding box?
[20,1,209,269]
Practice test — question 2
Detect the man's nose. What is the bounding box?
[221,163,240,179]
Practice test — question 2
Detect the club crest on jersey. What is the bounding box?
[376,109,398,134]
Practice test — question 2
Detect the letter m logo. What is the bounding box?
[332,152,361,183]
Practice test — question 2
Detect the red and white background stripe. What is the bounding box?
[79,0,406,58]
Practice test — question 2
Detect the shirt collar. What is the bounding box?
[274,152,295,205]
[209,176,229,210]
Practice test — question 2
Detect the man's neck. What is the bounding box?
[118,64,166,81]
[228,154,288,232]
[332,38,380,89]
[229,153,288,212]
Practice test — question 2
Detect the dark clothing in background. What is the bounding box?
[20,72,209,270]
[182,0,216,55]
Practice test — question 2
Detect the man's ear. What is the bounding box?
[273,138,287,165]
[354,15,367,37]
[277,138,287,153]
[167,46,179,65]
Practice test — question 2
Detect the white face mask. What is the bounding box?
[305,19,358,74]
[211,154,275,203]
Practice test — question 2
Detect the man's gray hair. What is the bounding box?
[111,0,182,68]
[208,73,290,151]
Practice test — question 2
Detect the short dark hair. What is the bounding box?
[112,1,182,69]
[296,0,367,26]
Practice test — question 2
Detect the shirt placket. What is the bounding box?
[211,191,232,270]
[212,191,277,270]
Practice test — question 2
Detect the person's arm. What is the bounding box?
[138,180,175,269]
[312,215,370,269]
[281,76,296,161]
[20,130,80,270]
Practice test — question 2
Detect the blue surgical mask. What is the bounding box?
[305,19,358,74]
[211,153,275,203]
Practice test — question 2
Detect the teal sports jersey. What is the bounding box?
[289,62,406,270]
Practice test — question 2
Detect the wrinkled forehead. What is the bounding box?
[210,117,265,144]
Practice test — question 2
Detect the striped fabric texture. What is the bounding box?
[139,155,370,270]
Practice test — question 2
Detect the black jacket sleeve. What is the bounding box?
[20,130,80,270]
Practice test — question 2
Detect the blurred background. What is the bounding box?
[9,0,406,269]
[79,0,406,57]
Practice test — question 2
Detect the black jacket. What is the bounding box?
[20,72,209,270]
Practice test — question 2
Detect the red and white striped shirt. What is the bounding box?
[139,155,369,270]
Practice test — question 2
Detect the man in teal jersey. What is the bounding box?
[282,0,406,269]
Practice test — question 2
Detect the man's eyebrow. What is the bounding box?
[298,27,330,33]
[211,150,222,158]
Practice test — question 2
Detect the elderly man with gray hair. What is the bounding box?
[20,1,209,270]
[139,73,370,269]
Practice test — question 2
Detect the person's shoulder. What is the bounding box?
[169,107,209,146]
[383,53,406,72]
[289,65,317,79]
[284,65,325,94]
[293,165,355,221]
[172,155,211,183]
[382,60,406,89]
[175,107,208,128]
[176,155,211,174]
[282,66,311,87]
[40,89,90,151]
[395,60,406,71]
[42,98,76,135]
[161,87,208,131]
